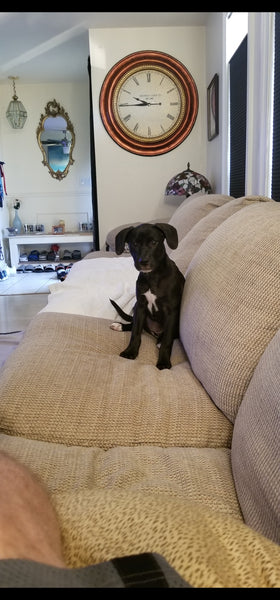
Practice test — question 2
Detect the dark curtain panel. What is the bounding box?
[229,35,248,198]
[271,12,280,201]
[87,55,99,250]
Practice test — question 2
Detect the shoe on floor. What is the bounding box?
[55,263,65,271]
[44,264,55,272]
[24,264,35,272]
[56,266,66,281]
[34,264,44,272]
[65,263,73,273]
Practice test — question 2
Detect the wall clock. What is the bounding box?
[99,50,199,156]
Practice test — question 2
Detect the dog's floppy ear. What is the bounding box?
[154,223,179,249]
[115,226,134,255]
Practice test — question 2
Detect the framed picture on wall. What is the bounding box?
[207,74,219,141]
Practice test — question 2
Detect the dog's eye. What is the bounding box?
[149,240,157,247]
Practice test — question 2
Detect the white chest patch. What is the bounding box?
[143,289,158,313]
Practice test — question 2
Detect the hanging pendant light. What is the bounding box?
[6,76,27,129]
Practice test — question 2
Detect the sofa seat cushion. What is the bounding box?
[0,312,232,448]
[232,328,280,545]
[53,487,280,587]
[1,436,278,588]
[0,433,241,521]
[180,201,280,423]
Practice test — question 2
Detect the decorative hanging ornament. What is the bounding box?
[6,76,27,129]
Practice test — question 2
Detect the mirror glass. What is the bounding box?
[36,99,75,180]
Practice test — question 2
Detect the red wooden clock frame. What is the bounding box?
[99,50,199,156]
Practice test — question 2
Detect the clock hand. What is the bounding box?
[118,99,162,107]
[118,102,149,107]
[118,97,149,107]
[134,97,162,106]
[133,97,149,105]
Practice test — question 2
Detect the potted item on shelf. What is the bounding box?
[12,199,23,234]
[52,225,65,234]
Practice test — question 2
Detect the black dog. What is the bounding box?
[110,222,185,370]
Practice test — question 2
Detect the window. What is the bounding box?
[229,36,248,197]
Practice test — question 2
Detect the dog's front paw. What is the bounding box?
[110,322,123,331]
[120,348,138,360]
[156,359,171,370]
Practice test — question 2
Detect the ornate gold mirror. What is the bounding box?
[36,99,75,181]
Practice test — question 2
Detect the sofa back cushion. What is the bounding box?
[231,328,280,545]
[167,193,234,247]
[180,201,280,423]
[170,195,273,276]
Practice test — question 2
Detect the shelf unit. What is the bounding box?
[7,233,94,269]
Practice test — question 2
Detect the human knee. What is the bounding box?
[0,450,65,567]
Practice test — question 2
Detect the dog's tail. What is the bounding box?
[110,298,133,322]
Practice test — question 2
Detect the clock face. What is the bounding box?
[113,65,185,142]
[99,51,198,156]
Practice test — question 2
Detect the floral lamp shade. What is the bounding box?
[165,162,212,197]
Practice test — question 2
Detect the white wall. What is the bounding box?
[205,12,224,194]
[0,81,92,255]
[89,26,207,248]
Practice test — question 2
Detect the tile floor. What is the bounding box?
[0,269,54,333]
[0,269,57,295]
[0,293,49,332]
[0,280,51,367]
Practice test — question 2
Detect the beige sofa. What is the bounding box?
[0,192,279,588]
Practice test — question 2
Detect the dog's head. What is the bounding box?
[115,223,178,272]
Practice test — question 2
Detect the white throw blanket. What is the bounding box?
[40,257,138,320]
